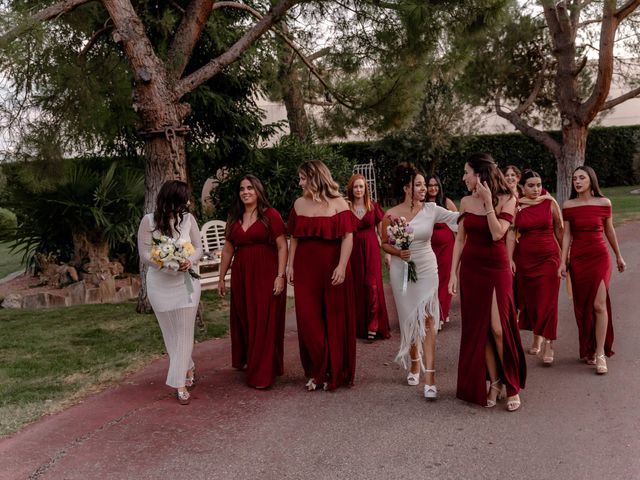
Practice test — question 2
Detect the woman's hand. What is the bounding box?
[217,278,226,297]
[384,253,391,268]
[476,180,493,207]
[331,264,346,285]
[448,275,458,295]
[399,249,411,261]
[510,260,516,276]
[616,255,626,273]
[558,263,567,279]
[178,259,192,272]
[286,265,294,285]
[273,276,286,295]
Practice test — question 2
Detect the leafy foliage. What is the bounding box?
[211,136,354,220]
[3,159,144,269]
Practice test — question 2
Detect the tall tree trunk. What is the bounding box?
[556,123,588,205]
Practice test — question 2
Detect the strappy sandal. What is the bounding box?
[595,354,608,375]
[585,356,597,365]
[185,368,196,390]
[542,340,554,366]
[176,389,191,405]
[423,369,437,400]
[407,358,421,386]
[485,380,503,408]
[506,395,521,412]
[367,331,377,343]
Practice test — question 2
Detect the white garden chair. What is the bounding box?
[199,220,230,285]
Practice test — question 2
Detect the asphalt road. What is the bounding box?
[1,221,639,480]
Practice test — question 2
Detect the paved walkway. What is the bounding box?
[1,222,639,480]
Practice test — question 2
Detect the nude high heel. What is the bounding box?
[485,380,503,408]
[542,340,554,367]
[595,354,608,375]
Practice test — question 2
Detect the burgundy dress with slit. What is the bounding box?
[514,200,560,340]
[351,202,391,339]
[456,211,526,406]
[431,221,455,323]
[563,205,614,359]
[288,209,358,390]
[227,208,287,388]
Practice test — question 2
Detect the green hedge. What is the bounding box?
[333,125,640,203]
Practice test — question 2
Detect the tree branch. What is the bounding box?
[166,0,215,80]
[175,0,299,99]
[577,17,602,28]
[0,0,95,45]
[514,59,547,115]
[78,23,114,59]
[615,0,640,21]
[601,86,640,111]
[494,94,562,159]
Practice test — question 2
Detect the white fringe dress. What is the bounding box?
[389,202,459,369]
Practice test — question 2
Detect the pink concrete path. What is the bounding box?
[1,221,639,480]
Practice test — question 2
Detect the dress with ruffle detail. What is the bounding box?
[288,208,358,390]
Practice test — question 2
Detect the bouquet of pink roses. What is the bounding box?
[387,216,417,284]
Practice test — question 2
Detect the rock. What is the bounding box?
[1,293,23,309]
[22,292,49,309]
[98,277,117,302]
[85,287,102,304]
[65,281,87,306]
[114,286,134,303]
[47,293,69,307]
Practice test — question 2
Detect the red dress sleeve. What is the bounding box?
[373,202,385,225]
[287,208,297,233]
[498,211,514,223]
[266,208,286,241]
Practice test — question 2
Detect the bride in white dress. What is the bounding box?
[381,163,458,400]
[137,180,202,405]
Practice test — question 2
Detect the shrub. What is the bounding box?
[0,207,17,240]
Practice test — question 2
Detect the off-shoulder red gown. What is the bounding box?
[351,202,390,339]
[431,221,455,323]
[227,208,287,388]
[514,200,560,340]
[288,209,358,390]
[563,205,614,359]
[457,212,526,406]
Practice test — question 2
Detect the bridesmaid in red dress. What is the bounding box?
[426,174,457,327]
[287,160,357,391]
[560,166,626,375]
[449,153,526,411]
[503,165,522,199]
[218,175,288,388]
[507,170,563,366]
[346,174,391,341]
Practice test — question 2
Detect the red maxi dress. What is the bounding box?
[351,202,391,339]
[431,221,455,323]
[288,209,358,390]
[456,212,526,406]
[227,208,287,388]
[514,200,560,340]
[563,205,614,359]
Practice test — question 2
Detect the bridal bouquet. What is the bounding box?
[387,216,417,285]
[151,236,201,280]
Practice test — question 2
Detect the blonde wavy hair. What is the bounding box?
[298,160,342,203]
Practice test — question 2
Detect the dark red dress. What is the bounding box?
[563,205,614,359]
[456,212,526,406]
[227,208,287,388]
[351,202,390,339]
[514,200,560,340]
[288,209,357,390]
[431,221,455,323]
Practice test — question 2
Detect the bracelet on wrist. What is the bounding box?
[485,209,495,216]
[277,273,285,278]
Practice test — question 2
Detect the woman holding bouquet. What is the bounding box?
[218,175,288,389]
[346,174,391,341]
[137,180,202,405]
[449,153,526,411]
[287,160,357,391]
[426,174,457,326]
[381,163,459,400]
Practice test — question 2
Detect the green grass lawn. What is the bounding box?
[0,289,229,436]
[602,184,640,225]
[0,241,24,279]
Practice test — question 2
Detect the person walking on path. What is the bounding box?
[218,175,288,389]
[381,163,459,400]
[508,170,563,366]
[560,166,626,375]
[137,180,202,405]
[346,174,391,342]
[287,160,358,391]
[449,153,526,411]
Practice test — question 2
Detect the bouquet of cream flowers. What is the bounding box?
[151,236,200,279]
[387,216,417,284]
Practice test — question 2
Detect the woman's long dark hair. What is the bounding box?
[466,153,513,208]
[519,169,541,186]
[153,180,190,236]
[226,175,272,236]
[569,165,604,199]
[426,174,446,207]
[394,161,422,206]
